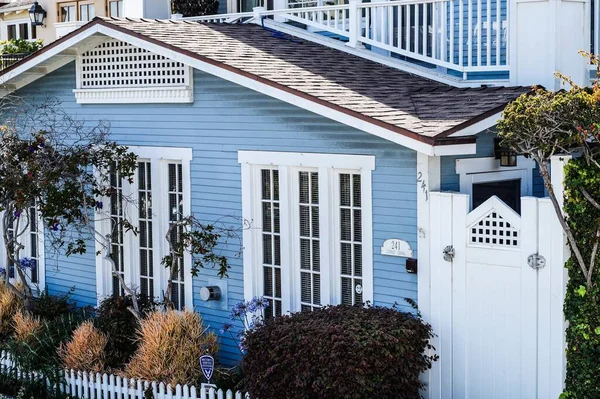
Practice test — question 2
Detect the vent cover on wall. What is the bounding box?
[74,39,193,104]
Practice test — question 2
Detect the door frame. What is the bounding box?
[456,156,536,209]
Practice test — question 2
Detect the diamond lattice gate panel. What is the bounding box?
[427,193,567,399]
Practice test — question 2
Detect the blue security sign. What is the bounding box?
[200,355,215,382]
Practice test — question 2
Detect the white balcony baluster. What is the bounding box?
[185,0,510,77]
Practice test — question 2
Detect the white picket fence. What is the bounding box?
[0,351,249,399]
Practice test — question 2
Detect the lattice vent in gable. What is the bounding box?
[469,210,519,247]
[79,39,190,89]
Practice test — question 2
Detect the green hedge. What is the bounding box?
[562,157,600,398]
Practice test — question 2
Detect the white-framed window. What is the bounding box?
[456,156,537,213]
[95,146,193,310]
[239,151,375,318]
[0,203,45,291]
[2,19,36,41]
[108,0,123,17]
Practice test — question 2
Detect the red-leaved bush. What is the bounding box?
[241,304,437,399]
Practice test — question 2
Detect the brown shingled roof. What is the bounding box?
[0,17,531,145]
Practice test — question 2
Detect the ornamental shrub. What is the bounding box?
[28,289,75,321]
[125,310,218,386]
[0,39,43,55]
[241,304,437,399]
[95,295,157,370]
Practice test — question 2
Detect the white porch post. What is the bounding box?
[347,0,360,48]
[416,152,440,398]
[273,0,287,21]
[417,153,440,322]
[509,0,590,89]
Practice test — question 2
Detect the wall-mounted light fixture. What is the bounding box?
[494,138,517,167]
[29,2,47,27]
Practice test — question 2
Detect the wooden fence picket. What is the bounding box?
[0,356,249,399]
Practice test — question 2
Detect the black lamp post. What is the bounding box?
[494,138,518,167]
[29,2,47,27]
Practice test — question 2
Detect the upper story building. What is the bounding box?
[188,0,593,91]
[0,0,593,91]
[0,0,170,44]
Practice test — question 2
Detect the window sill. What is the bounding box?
[73,86,194,104]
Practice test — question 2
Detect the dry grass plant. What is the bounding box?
[125,310,218,386]
[12,311,41,344]
[0,282,24,336]
[58,320,107,373]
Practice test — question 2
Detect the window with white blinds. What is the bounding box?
[299,171,321,311]
[239,151,374,316]
[340,173,363,305]
[109,162,126,297]
[137,161,154,299]
[168,163,186,310]
[96,147,192,310]
[261,169,282,319]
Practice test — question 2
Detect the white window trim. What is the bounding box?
[1,18,35,41]
[456,156,536,209]
[0,209,46,292]
[95,146,193,309]
[239,151,375,314]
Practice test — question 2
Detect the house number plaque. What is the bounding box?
[381,239,413,258]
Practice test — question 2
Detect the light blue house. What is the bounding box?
[0,5,580,395]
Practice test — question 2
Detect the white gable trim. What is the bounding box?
[445,112,504,138]
[0,22,477,156]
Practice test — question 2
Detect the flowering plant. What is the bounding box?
[221,296,269,353]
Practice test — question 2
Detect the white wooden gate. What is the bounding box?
[427,193,567,399]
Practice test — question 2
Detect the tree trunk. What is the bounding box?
[537,157,592,288]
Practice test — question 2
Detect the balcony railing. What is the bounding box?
[0,53,29,71]
[183,0,509,81]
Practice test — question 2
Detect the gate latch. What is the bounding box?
[527,253,546,269]
[443,245,455,262]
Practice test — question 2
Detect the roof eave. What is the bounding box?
[0,18,484,156]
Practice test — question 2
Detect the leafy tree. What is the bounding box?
[0,96,137,304]
[497,56,600,398]
[162,215,242,309]
[498,82,600,289]
[0,96,241,315]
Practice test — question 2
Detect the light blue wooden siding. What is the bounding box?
[441,130,545,197]
[44,245,98,308]
[16,63,418,365]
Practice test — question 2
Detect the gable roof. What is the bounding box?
[0,17,531,155]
